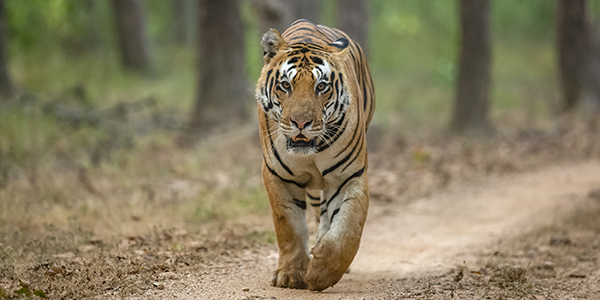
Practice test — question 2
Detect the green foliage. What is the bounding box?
[245,230,277,244]
[0,106,61,168]
[145,0,176,43]
[241,0,263,82]
[5,0,114,53]
[188,186,270,223]
[492,0,555,41]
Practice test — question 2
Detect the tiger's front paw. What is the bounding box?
[271,268,308,289]
[305,242,347,291]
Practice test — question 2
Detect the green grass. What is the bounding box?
[11,45,196,112]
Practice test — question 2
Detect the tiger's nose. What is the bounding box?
[291,119,312,130]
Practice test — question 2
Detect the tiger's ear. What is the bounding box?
[328,37,350,60]
[261,29,286,64]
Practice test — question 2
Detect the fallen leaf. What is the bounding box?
[34,290,47,298]
[454,268,463,282]
[14,287,30,296]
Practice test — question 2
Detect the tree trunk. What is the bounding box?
[557,0,589,113]
[586,24,600,112]
[172,0,192,45]
[184,0,249,136]
[284,0,321,26]
[252,0,321,34]
[0,0,13,101]
[251,0,288,33]
[111,0,151,73]
[84,0,102,50]
[450,0,492,135]
[336,0,369,55]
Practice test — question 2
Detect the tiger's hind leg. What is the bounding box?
[262,163,310,289]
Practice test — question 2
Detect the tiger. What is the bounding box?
[255,19,375,291]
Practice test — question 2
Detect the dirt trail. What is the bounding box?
[134,161,600,299]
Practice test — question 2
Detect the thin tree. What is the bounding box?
[172,0,192,46]
[336,0,369,55]
[586,24,600,111]
[253,0,321,33]
[557,0,589,113]
[181,0,249,140]
[84,0,102,50]
[251,0,288,33]
[111,0,151,73]
[450,0,493,135]
[285,0,321,25]
[0,0,13,100]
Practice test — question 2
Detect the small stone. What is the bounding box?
[588,188,600,200]
[19,279,30,288]
[242,287,250,292]
[78,245,97,253]
[44,267,66,277]
[549,236,571,246]
[157,284,165,290]
[526,249,538,258]
[52,252,75,259]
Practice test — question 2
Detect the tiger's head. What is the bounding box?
[256,29,351,155]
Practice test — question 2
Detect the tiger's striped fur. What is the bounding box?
[256,19,375,291]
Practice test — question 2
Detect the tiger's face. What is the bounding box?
[257,29,350,155]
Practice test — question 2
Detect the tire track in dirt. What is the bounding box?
[133,161,600,299]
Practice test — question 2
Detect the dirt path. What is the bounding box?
[133,161,600,299]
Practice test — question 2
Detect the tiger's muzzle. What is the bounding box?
[285,118,317,154]
[287,133,316,150]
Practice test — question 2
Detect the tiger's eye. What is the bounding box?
[316,82,327,93]
[282,81,290,89]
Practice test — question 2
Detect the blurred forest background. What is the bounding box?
[1,0,600,236]
[1,0,600,298]
[0,0,600,231]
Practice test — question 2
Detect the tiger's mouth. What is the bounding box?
[287,133,316,150]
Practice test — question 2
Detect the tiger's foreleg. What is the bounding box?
[306,173,369,291]
[306,190,323,224]
[262,163,310,289]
